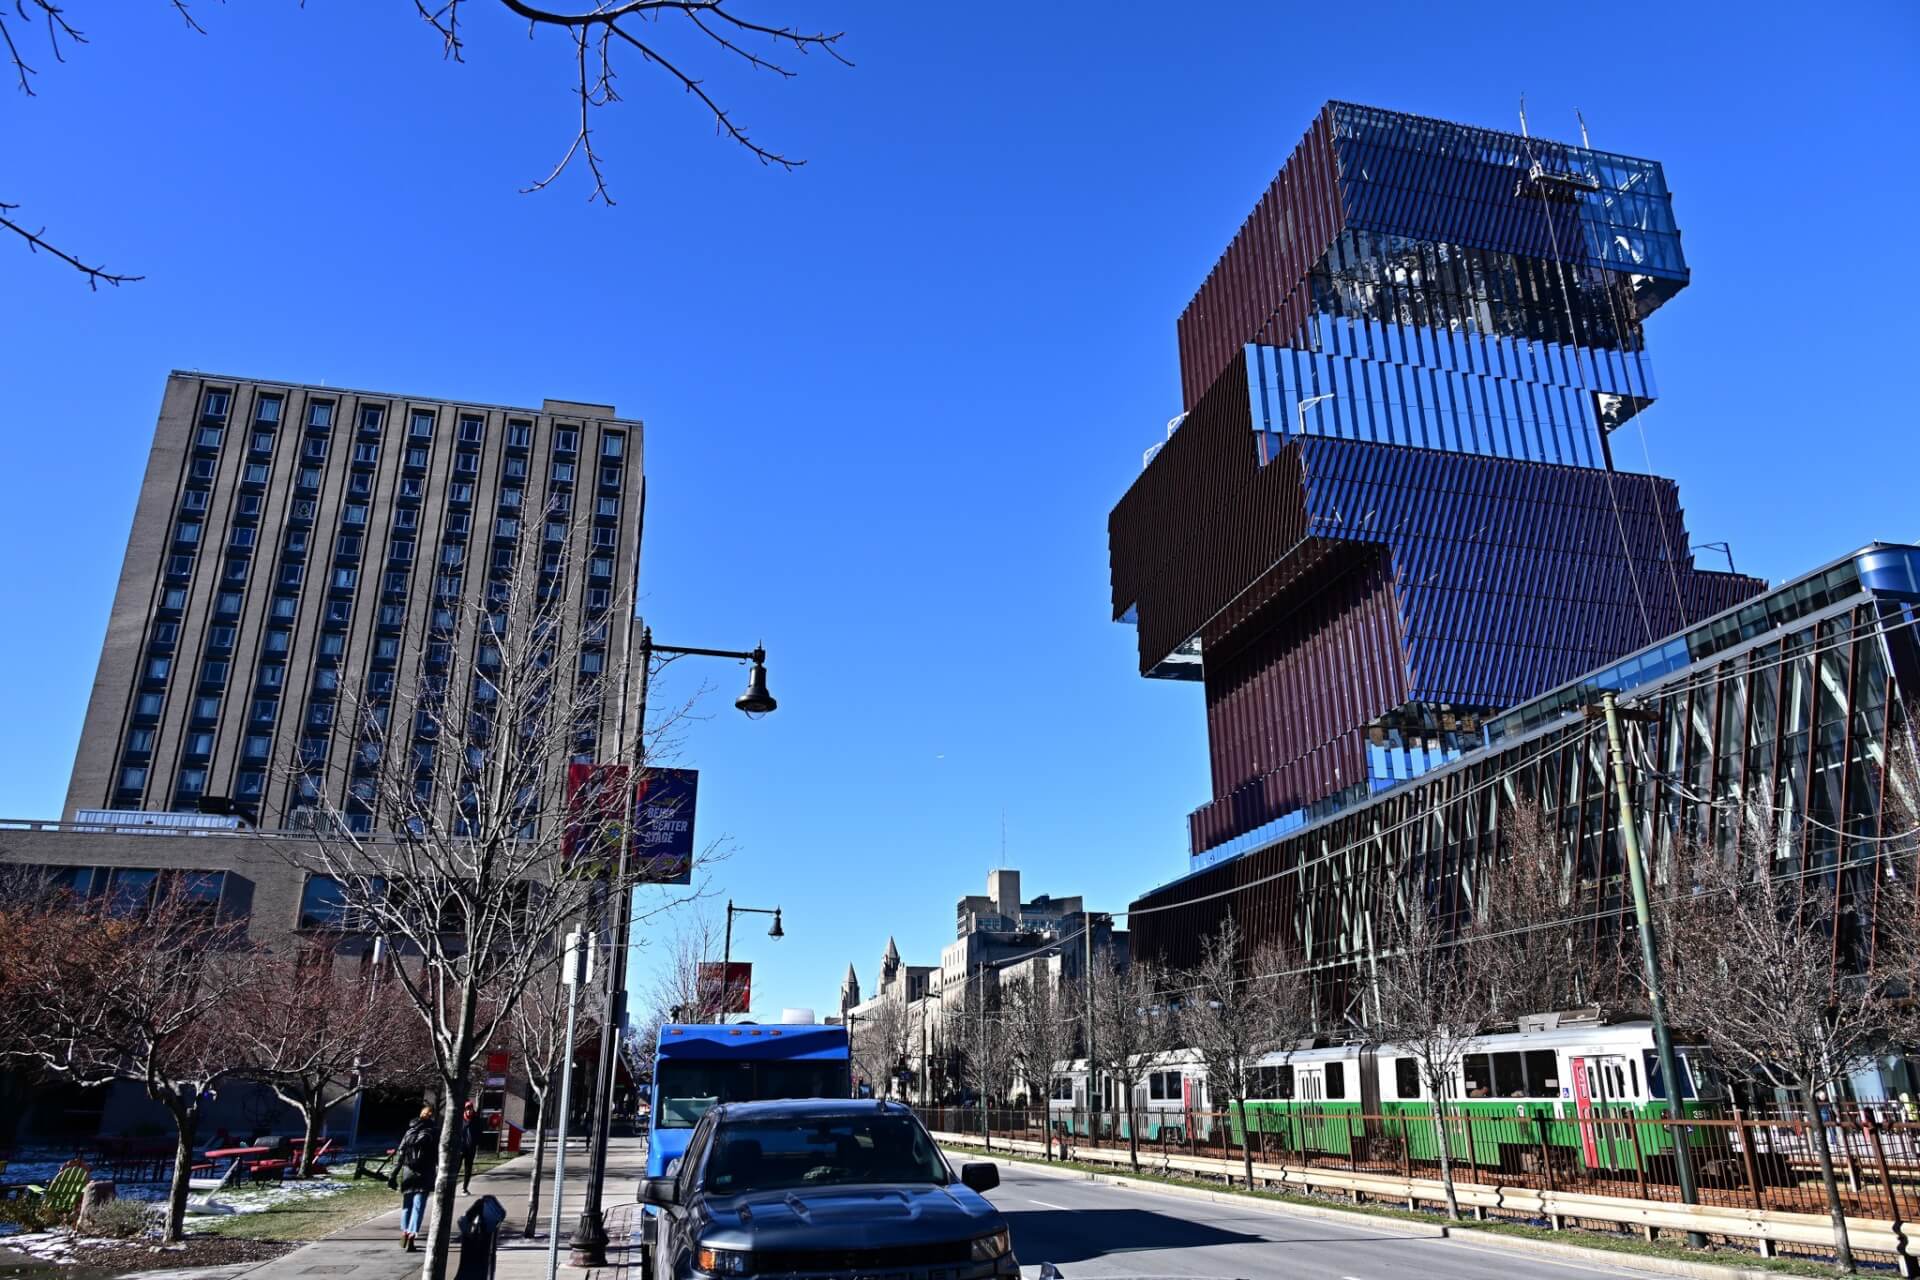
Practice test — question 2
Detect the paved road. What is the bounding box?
[979,1159,1668,1280]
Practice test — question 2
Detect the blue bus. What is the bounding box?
[645,1022,851,1180]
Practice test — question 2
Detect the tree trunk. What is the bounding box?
[299,1097,327,1178]
[1429,1092,1461,1221]
[524,1083,549,1236]
[1236,1096,1254,1189]
[164,1099,197,1244]
[1126,1091,1140,1172]
[1804,1090,1856,1273]
[420,994,478,1280]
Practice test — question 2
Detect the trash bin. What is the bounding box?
[455,1195,507,1280]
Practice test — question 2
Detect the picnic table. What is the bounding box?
[197,1138,333,1184]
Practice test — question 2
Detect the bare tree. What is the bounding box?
[1371,885,1485,1221]
[636,909,741,1027]
[5,1,848,285]
[850,996,910,1102]
[1087,954,1174,1172]
[230,943,432,1176]
[953,972,1016,1150]
[1178,920,1312,1187]
[504,959,605,1236]
[1474,795,1593,1021]
[9,876,258,1242]
[1662,802,1920,1274]
[276,518,708,1280]
[1003,971,1077,1160]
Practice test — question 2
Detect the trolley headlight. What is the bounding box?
[696,1245,752,1275]
[969,1228,1012,1261]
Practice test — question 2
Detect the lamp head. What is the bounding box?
[768,908,784,940]
[735,647,777,718]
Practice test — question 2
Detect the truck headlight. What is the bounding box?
[696,1246,752,1275]
[969,1228,1012,1261]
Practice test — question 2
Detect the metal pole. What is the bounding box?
[1599,691,1703,1234]
[1085,916,1098,1142]
[546,954,583,1280]
[570,628,649,1266]
[978,961,989,1144]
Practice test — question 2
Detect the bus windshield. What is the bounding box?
[656,1059,851,1128]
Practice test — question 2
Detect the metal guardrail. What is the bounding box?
[922,1106,1920,1270]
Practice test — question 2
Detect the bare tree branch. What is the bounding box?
[0,200,141,288]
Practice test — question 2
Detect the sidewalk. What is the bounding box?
[237,1136,649,1280]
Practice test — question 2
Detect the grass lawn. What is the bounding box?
[201,1153,517,1244]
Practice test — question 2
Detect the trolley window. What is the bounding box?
[1524,1051,1560,1096]
[1324,1062,1346,1100]
[1463,1053,1493,1097]
[1393,1057,1420,1099]
[1493,1053,1526,1098]
[1643,1051,1698,1100]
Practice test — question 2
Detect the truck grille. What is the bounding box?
[752,1239,972,1272]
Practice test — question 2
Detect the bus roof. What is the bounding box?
[655,1022,849,1062]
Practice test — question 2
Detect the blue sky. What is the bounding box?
[1,2,1915,1020]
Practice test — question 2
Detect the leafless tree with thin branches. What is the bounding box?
[1473,794,1595,1021]
[6,1,847,286]
[1370,883,1486,1221]
[7,875,259,1242]
[1661,801,1920,1275]
[1178,919,1312,1188]
[270,516,712,1280]
[1003,969,1077,1160]
[230,942,434,1177]
[849,993,911,1102]
[503,958,605,1236]
[1087,953,1175,1172]
[952,971,1016,1151]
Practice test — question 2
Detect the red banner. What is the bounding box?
[696,961,751,1016]
[563,762,631,869]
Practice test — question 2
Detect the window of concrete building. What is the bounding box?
[409,410,434,438]
[555,427,578,453]
[255,395,282,424]
[306,401,334,430]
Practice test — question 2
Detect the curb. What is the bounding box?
[943,1145,1804,1280]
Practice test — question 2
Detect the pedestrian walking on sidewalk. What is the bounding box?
[460,1099,484,1193]
[389,1106,439,1252]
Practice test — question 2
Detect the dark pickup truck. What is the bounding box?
[640,1097,1017,1280]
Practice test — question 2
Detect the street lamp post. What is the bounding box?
[720,899,784,1021]
[569,625,778,1268]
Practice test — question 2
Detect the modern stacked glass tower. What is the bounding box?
[1109,103,1920,1014]
[1111,101,1763,870]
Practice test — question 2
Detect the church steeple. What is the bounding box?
[881,936,901,986]
[839,962,861,1018]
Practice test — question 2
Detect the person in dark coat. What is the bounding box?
[460,1100,486,1193]
[389,1106,438,1252]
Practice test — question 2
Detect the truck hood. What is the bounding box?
[699,1183,999,1250]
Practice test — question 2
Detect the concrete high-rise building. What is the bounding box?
[63,371,645,833]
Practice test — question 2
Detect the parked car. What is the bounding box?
[640,1097,1016,1279]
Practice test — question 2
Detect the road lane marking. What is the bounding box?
[1025,1198,1071,1209]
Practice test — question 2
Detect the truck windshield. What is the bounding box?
[656,1060,851,1129]
[702,1114,948,1194]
